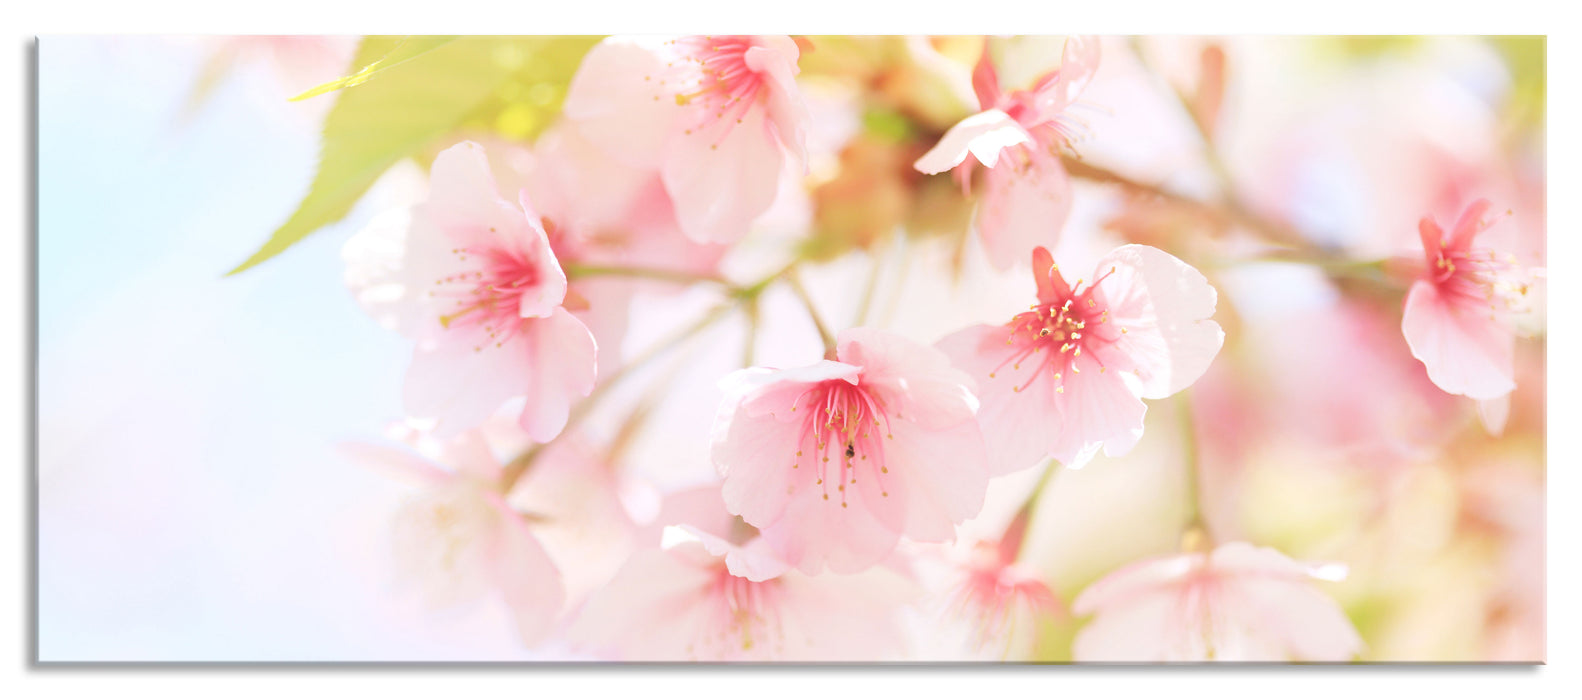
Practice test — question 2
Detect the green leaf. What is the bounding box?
[228,35,600,276]
[289,35,458,102]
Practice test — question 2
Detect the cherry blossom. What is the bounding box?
[914,36,1100,269]
[561,35,809,245]
[1071,541,1362,662]
[711,327,990,575]
[568,486,912,661]
[1402,199,1539,404]
[938,245,1223,473]
[941,536,1062,658]
[343,141,596,440]
[342,428,565,647]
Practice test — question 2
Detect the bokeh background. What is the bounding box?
[37,35,1544,661]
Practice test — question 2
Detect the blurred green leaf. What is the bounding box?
[289,35,458,102]
[228,35,600,276]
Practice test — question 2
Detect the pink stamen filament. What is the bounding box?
[788,381,894,506]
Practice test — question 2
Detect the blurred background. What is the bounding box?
[37,35,1544,661]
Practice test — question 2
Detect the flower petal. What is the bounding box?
[661,105,785,244]
[744,37,809,169]
[1478,395,1511,436]
[426,142,533,242]
[566,548,717,660]
[516,307,599,442]
[757,473,903,575]
[514,190,570,319]
[404,333,535,438]
[1047,352,1148,468]
[975,151,1072,271]
[1071,586,1185,662]
[487,496,566,647]
[561,37,679,169]
[1402,280,1516,400]
[1091,244,1224,399]
[837,327,978,430]
[713,406,802,528]
[881,417,989,541]
[342,207,469,340]
[1028,35,1101,123]
[935,324,1058,475]
[913,109,1034,175]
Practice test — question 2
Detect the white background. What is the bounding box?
[6,0,1577,697]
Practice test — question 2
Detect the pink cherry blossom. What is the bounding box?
[914,36,1100,270]
[568,486,912,661]
[1071,541,1362,662]
[343,141,596,440]
[938,245,1223,473]
[562,35,809,244]
[942,539,1062,658]
[1402,199,1537,401]
[342,428,565,647]
[711,327,990,575]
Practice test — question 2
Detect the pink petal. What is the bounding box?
[515,307,599,442]
[758,476,903,575]
[743,37,809,169]
[426,142,533,242]
[913,109,1034,175]
[566,548,717,660]
[1029,35,1101,123]
[712,407,802,527]
[1071,586,1185,662]
[661,105,785,244]
[525,125,658,234]
[882,418,989,541]
[970,39,1001,110]
[936,324,1062,475]
[486,496,567,647]
[1402,280,1516,400]
[726,361,863,420]
[1448,198,1493,251]
[837,327,978,430]
[561,37,679,170]
[1071,553,1197,615]
[404,333,535,438]
[650,485,739,543]
[1091,244,1225,399]
[1207,575,1359,661]
[342,207,471,340]
[1478,395,1511,436]
[515,189,570,319]
[1047,352,1148,468]
[677,525,793,583]
[975,151,1072,271]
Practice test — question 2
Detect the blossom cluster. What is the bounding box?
[320,35,1545,662]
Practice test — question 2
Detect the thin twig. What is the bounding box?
[786,269,838,357]
[563,263,732,289]
[852,247,885,328]
[1176,390,1213,546]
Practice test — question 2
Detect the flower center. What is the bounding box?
[786,380,895,508]
[667,36,765,144]
[429,235,542,352]
[393,482,497,596]
[1434,247,1534,321]
[993,268,1126,394]
[948,562,1060,653]
[703,566,785,655]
